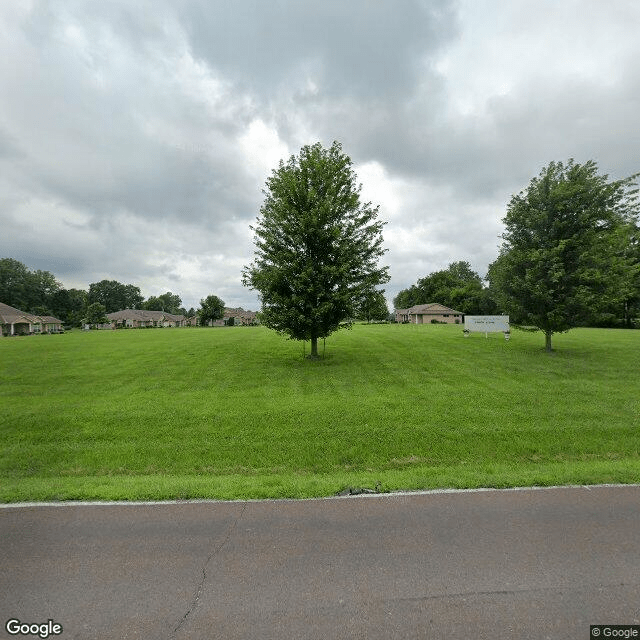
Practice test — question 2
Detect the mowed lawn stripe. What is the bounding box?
[1,324,638,501]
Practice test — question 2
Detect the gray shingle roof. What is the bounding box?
[106,309,185,322]
[0,302,62,325]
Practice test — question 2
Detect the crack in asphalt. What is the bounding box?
[171,502,247,638]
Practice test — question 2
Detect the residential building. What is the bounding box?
[395,303,463,324]
[221,307,259,326]
[199,307,259,326]
[0,302,64,336]
[103,307,259,329]
[105,309,186,329]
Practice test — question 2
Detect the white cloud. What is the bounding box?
[239,119,290,186]
[356,161,406,220]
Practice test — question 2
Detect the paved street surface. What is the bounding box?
[1,485,639,639]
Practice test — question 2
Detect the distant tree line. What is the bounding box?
[393,261,497,316]
[0,260,201,327]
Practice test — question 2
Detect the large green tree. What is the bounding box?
[0,258,31,308]
[580,220,640,328]
[84,302,107,328]
[621,222,640,326]
[242,141,389,357]
[357,289,390,322]
[50,288,88,327]
[198,295,225,326]
[88,280,144,313]
[29,269,61,311]
[142,291,182,314]
[488,159,639,351]
[0,258,61,312]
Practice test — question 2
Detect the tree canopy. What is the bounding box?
[198,294,225,326]
[394,261,495,315]
[0,258,61,312]
[84,302,107,328]
[488,159,639,351]
[356,289,389,322]
[88,280,144,313]
[242,141,389,357]
[142,291,182,314]
[49,288,88,327]
[621,222,640,326]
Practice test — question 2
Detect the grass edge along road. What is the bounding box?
[1,324,639,502]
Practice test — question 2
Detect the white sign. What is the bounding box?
[464,315,510,336]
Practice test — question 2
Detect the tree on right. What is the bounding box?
[488,159,639,351]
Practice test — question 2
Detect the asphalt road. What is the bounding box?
[1,485,639,640]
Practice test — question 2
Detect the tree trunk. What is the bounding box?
[623,300,630,328]
[545,330,553,352]
[310,336,319,358]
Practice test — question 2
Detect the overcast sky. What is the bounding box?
[2,0,639,311]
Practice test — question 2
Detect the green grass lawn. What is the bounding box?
[1,324,639,501]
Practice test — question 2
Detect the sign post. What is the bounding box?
[464,316,510,339]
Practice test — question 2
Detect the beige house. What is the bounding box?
[202,307,259,326]
[395,303,463,324]
[222,307,258,326]
[106,309,186,329]
[1,302,64,336]
[39,315,65,333]
[104,307,259,329]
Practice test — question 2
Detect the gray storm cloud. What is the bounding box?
[1,0,638,309]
